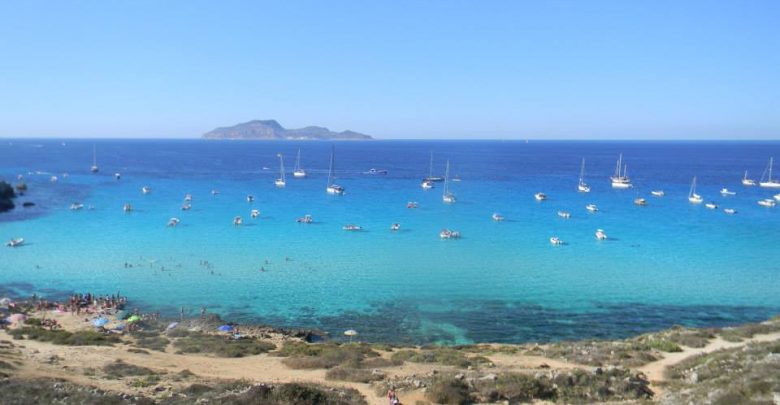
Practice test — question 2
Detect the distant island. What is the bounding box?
[202,120,372,140]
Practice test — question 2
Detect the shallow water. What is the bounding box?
[1,139,779,344]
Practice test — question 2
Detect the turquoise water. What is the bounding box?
[1,140,779,344]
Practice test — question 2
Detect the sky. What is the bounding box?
[0,1,778,140]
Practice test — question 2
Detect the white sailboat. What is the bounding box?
[759,157,780,188]
[742,170,756,186]
[326,146,345,195]
[442,160,456,204]
[90,145,99,173]
[688,176,703,204]
[275,153,286,187]
[577,158,591,192]
[425,151,444,182]
[293,149,307,178]
[610,154,632,188]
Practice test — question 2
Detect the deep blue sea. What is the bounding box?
[1,139,779,344]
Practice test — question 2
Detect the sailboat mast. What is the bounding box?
[279,154,285,182]
[579,158,585,184]
[770,157,774,181]
[689,176,696,197]
[429,152,433,178]
[327,147,334,186]
[443,160,450,196]
[294,149,301,171]
[93,145,97,166]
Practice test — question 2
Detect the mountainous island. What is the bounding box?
[202,120,372,140]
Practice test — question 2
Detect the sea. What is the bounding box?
[1,139,779,345]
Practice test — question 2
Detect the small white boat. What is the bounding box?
[142,186,152,194]
[342,224,363,231]
[211,189,219,196]
[407,201,419,209]
[549,236,564,245]
[758,198,776,207]
[390,223,401,231]
[296,214,313,223]
[577,158,591,193]
[759,157,780,188]
[250,209,260,218]
[90,144,99,173]
[181,203,192,211]
[70,203,84,210]
[50,175,58,182]
[492,213,505,221]
[742,170,756,186]
[114,173,121,180]
[610,154,632,188]
[246,195,254,203]
[586,204,599,212]
[364,168,388,175]
[439,229,461,239]
[184,194,192,202]
[275,153,286,188]
[326,146,345,195]
[688,176,703,204]
[442,160,456,204]
[293,149,307,178]
[651,190,665,197]
[557,211,571,219]
[705,202,718,209]
[634,198,647,206]
[775,194,780,201]
[720,188,736,196]
[724,208,737,215]
[595,229,608,240]
[6,238,24,247]
[123,203,133,212]
[424,151,444,183]
[421,179,434,190]
[167,217,180,227]
[233,216,243,225]
[534,192,547,201]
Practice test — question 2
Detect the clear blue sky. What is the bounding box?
[1,1,778,139]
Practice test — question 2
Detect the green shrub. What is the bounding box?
[8,327,120,346]
[390,348,473,368]
[102,360,157,379]
[425,379,471,405]
[277,342,379,369]
[172,333,275,357]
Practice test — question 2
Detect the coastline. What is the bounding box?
[2,295,779,404]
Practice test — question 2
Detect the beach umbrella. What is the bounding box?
[8,314,26,324]
[344,329,358,343]
[126,315,141,323]
[217,325,233,332]
[166,322,178,330]
[92,318,109,327]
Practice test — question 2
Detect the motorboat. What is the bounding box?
[293,149,307,178]
[557,211,571,219]
[275,153,286,188]
[70,203,84,210]
[610,153,632,188]
[758,198,776,207]
[142,186,152,194]
[50,175,58,182]
[421,179,434,189]
[705,202,718,209]
[326,146,345,195]
[123,203,133,212]
[342,224,363,231]
[167,217,180,227]
[759,157,780,188]
[90,144,99,173]
[534,192,547,201]
[775,194,780,201]
[724,208,737,215]
[296,214,313,223]
[364,168,388,175]
[720,188,736,196]
[586,204,599,212]
[6,238,24,247]
[688,176,703,204]
[211,189,219,196]
[114,173,121,180]
[595,229,608,240]
[634,198,647,206]
[251,209,260,218]
[651,190,665,197]
[742,170,756,186]
[439,229,461,239]
[181,203,192,211]
[246,195,254,203]
[407,201,419,209]
[492,213,505,221]
[233,216,243,225]
[577,158,590,192]
[442,160,456,204]
[390,223,401,231]
[549,236,564,245]
[184,194,192,202]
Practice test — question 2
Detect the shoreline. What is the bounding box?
[2,295,780,404]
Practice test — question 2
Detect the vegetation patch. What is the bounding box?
[325,366,384,383]
[391,348,490,368]
[276,342,381,369]
[172,332,275,357]
[8,327,120,346]
[102,360,158,379]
